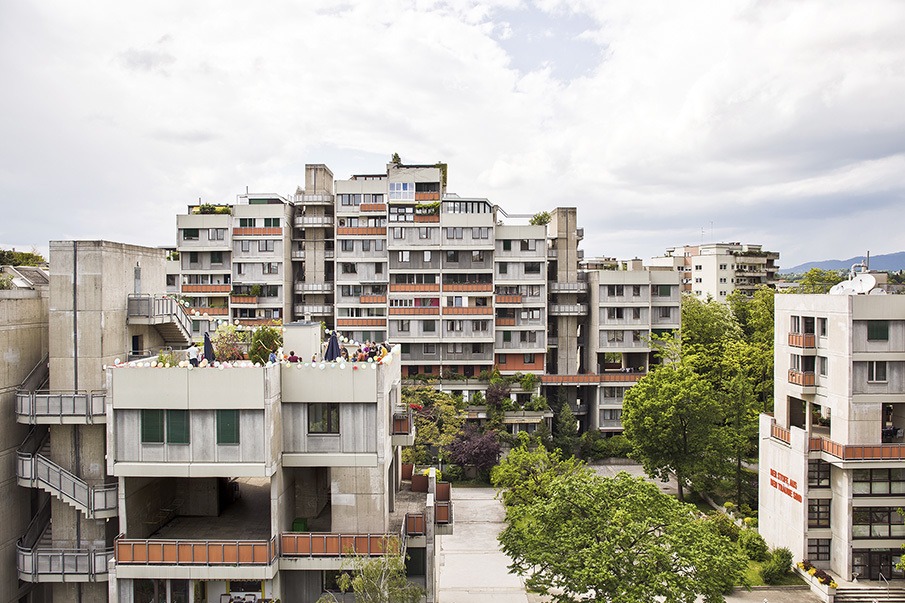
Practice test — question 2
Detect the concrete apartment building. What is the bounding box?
[169,161,682,437]
[759,284,905,587]
[10,240,444,602]
[650,242,779,301]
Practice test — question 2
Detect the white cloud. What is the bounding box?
[0,0,903,266]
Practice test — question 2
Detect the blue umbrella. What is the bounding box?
[203,331,216,363]
[324,332,342,362]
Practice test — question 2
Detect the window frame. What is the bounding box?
[216,409,240,445]
[308,403,340,435]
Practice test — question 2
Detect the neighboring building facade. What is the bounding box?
[760,290,905,583]
[0,267,50,602]
[650,242,779,300]
[171,161,683,437]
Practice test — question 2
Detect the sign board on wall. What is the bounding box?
[770,468,802,503]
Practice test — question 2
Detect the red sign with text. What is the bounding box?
[770,468,802,503]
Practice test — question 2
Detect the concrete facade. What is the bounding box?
[760,292,905,583]
[650,242,779,300]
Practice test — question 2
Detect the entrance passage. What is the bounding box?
[853,549,904,581]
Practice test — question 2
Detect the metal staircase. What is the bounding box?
[16,427,118,519]
[126,294,193,348]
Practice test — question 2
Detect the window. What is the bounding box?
[473,320,488,332]
[419,227,430,240]
[264,217,280,228]
[424,343,436,354]
[399,320,410,332]
[182,228,199,241]
[447,343,463,354]
[632,307,641,320]
[375,262,383,274]
[389,182,414,200]
[166,410,189,444]
[607,308,624,320]
[808,459,831,488]
[216,410,239,444]
[189,252,199,265]
[808,499,830,528]
[209,228,225,240]
[498,355,507,365]
[446,320,464,332]
[423,321,436,332]
[694,278,702,283]
[868,361,887,382]
[341,263,357,274]
[239,218,256,228]
[499,262,508,274]
[524,353,536,364]
[141,409,164,444]
[818,317,828,337]
[446,251,459,263]
[472,227,489,239]
[520,239,536,251]
[393,227,403,239]
[472,250,484,262]
[868,321,889,341]
[853,468,905,495]
[607,285,624,297]
[240,240,251,252]
[308,403,340,434]
[808,539,830,561]
[423,250,432,262]
[503,331,511,342]
[719,263,727,270]
[694,264,702,271]
[607,331,624,343]
[659,307,672,319]
[341,240,354,252]
[259,239,275,252]
[263,262,279,274]
[654,285,672,297]
[525,262,541,274]
[398,251,410,262]
[519,331,537,343]
[447,296,463,307]
[502,240,512,251]
[631,285,641,297]
[210,251,223,265]
[818,356,828,376]
[852,506,905,538]
[236,263,245,275]
[472,343,483,354]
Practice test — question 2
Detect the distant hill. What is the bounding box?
[781,251,905,274]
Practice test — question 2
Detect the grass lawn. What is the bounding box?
[743,561,806,586]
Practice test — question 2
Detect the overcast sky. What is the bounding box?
[2,0,904,267]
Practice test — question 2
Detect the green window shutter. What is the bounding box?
[217,409,240,444]
[868,321,889,341]
[141,409,164,443]
[166,410,190,444]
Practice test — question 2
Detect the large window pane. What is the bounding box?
[217,409,239,444]
[141,410,164,444]
[166,410,189,444]
[308,403,340,434]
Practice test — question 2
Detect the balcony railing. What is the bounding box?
[389,283,440,293]
[233,227,282,237]
[294,304,333,315]
[549,303,589,316]
[495,317,516,326]
[360,295,387,304]
[294,282,333,294]
[405,513,425,536]
[809,437,905,461]
[540,373,644,385]
[771,423,791,444]
[230,295,258,304]
[337,227,386,236]
[443,283,493,292]
[549,282,587,293]
[280,534,397,557]
[116,537,277,566]
[393,408,413,435]
[389,307,439,315]
[413,213,440,223]
[336,318,387,328]
[788,333,816,348]
[181,284,232,294]
[17,390,106,424]
[442,306,493,315]
[360,203,387,213]
[495,294,522,304]
[293,216,334,228]
[18,545,113,583]
[788,369,816,387]
[127,294,193,338]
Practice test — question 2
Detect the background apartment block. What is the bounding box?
[760,290,905,583]
[650,242,779,300]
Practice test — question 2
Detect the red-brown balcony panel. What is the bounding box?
[360,295,387,304]
[182,284,232,294]
[788,333,816,348]
[443,306,493,315]
[788,369,815,386]
[337,227,387,236]
[390,284,440,293]
[444,283,493,292]
[389,307,439,316]
[360,203,387,213]
[232,227,282,237]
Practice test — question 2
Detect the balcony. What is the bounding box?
[232,227,282,237]
[291,249,305,259]
[290,193,333,205]
[389,307,439,316]
[788,333,816,349]
[443,283,493,292]
[294,282,332,294]
[18,546,113,583]
[360,203,387,213]
[294,304,333,316]
[191,306,229,316]
[495,317,516,327]
[413,213,440,223]
[809,436,905,462]
[415,192,440,201]
[392,408,416,447]
[115,537,277,579]
[549,282,587,293]
[442,306,493,316]
[182,284,232,294]
[336,318,387,328]
[337,227,386,236]
[549,303,588,316]
[17,390,106,424]
[390,283,440,293]
[495,294,522,304]
[788,369,816,389]
[280,533,397,570]
[360,295,387,304]
[293,215,334,228]
[540,373,644,385]
[230,295,258,305]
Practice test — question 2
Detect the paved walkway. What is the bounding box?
[436,474,822,603]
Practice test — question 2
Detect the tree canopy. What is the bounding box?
[789,268,846,293]
[493,447,746,603]
[316,541,423,603]
[401,386,465,465]
[0,248,45,266]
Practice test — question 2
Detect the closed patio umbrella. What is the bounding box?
[324,332,342,362]
[203,331,216,362]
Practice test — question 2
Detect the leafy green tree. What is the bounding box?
[552,403,579,457]
[495,455,746,603]
[0,248,45,266]
[490,445,591,508]
[727,286,774,345]
[622,363,726,501]
[390,152,402,165]
[401,387,464,465]
[316,542,423,603]
[792,268,845,293]
[248,325,282,365]
[529,211,551,226]
[681,295,741,349]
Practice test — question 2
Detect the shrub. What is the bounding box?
[157,350,176,366]
[602,434,633,458]
[442,463,465,482]
[249,325,282,365]
[738,529,769,561]
[525,394,549,412]
[707,512,741,542]
[761,547,793,585]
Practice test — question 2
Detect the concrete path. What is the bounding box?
[436,486,530,603]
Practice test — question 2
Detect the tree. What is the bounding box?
[681,294,741,349]
[445,425,501,477]
[248,325,282,365]
[552,403,579,457]
[718,344,764,506]
[529,211,551,226]
[0,248,45,266]
[390,152,402,165]
[401,387,465,465]
[495,453,746,603]
[622,363,726,501]
[210,324,245,361]
[490,445,591,508]
[792,268,845,293]
[316,543,423,603]
[727,286,774,345]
